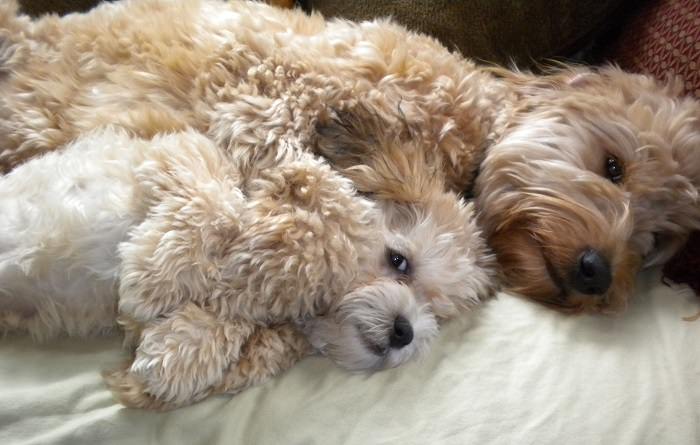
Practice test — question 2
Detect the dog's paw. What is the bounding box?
[102,365,173,411]
[214,324,312,396]
[113,305,256,408]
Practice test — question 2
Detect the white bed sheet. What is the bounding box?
[1,267,698,445]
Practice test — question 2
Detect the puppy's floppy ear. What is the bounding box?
[313,104,387,170]
[314,102,445,202]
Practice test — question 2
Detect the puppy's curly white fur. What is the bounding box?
[0,122,495,408]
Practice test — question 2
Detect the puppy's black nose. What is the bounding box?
[389,315,414,349]
[571,249,612,295]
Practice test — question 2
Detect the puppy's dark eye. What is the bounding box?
[388,250,409,274]
[605,156,624,184]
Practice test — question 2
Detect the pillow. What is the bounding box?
[603,0,699,98]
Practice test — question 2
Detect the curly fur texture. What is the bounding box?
[0,119,495,409]
[0,0,505,409]
[0,0,509,189]
[0,0,695,376]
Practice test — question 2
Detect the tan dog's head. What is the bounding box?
[303,105,496,370]
[476,66,700,314]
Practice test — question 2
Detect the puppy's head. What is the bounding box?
[304,104,496,371]
[476,66,700,314]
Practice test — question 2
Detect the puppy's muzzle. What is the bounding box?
[303,280,438,371]
[389,315,413,349]
[571,248,612,295]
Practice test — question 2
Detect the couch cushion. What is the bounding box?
[603,0,700,98]
[18,0,102,16]
[304,0,628,66]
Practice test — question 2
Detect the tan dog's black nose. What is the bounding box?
[390,316,413,348]
[572,249,612,295]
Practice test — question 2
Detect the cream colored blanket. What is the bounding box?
[1,268,698,445]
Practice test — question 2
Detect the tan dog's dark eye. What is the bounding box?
[388,250,409,274]
[605,156,624,183]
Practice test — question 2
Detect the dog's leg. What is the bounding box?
[116,215,225,323]
[105,303,256,410]
[117,198,244,323]
[212,323,312,397]
[117,132,246,324]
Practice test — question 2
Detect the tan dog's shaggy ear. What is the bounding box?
[313,101,424,172]
[314,103,445,203]
[313,104,386,171]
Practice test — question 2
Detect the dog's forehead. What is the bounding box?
[382,194,472,234]
[376,200,478,275]
[508,90,698,172]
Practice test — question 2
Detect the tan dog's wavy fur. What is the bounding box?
[0,0,508,190]
[476,67,700,313]
[0,0,697,336]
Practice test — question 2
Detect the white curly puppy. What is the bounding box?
[0,115,495,408]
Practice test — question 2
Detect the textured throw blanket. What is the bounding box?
[1,268,698,445]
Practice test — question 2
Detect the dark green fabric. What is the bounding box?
[19,0,632,66]
[304,0,629,66]
[18,0,104,16]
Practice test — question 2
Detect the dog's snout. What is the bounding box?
[572,249,612,295]
[389,315,413,349]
